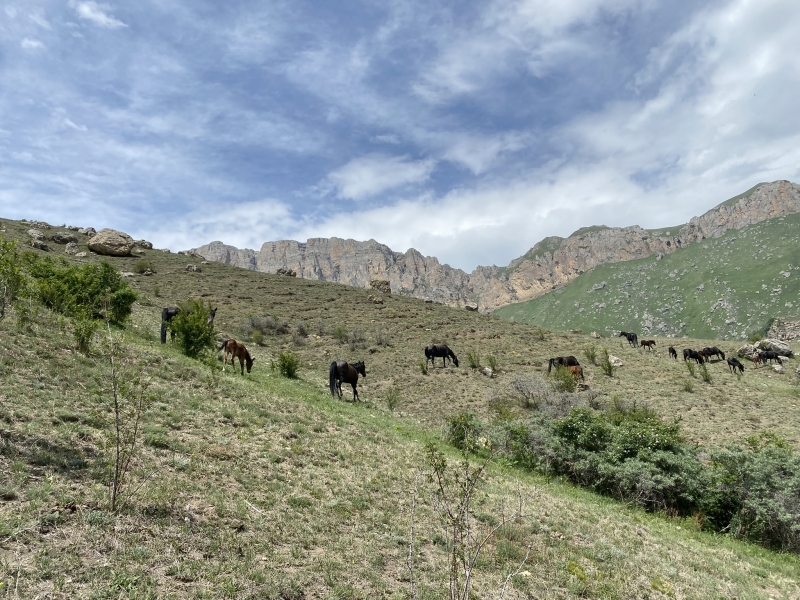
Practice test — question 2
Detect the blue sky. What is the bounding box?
[1,0,799,271]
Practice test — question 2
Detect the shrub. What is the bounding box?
[550,365,577,393]
[292,332,307,346]
[348,328,367,351]
[685,360,696,377]
[682,380,694,393]
[599,347,614,377]
[487,355,497,372]
[510,375,551,409]
[446,412,482,451]
[699,362,712,383]
[374,325,391,347]
[251,330,265,345]
[0,239,26,321]
[385,387,401,413]
[275,352,300,378]
[532,327,546,341]
[28,258,136,325]
[332,325,348,343]
[73,316,99,354]
[295,322,308,338]
[243,315,289,337]
[466,349,481,370]
[419,360,428,375]
[316,320,326,336]
[133,260,154,274]
[583,344,597,365]
[168,300,215,359]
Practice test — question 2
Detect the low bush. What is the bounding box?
[133,260,155,274]
[550,365,577,393]
[446,412,482,451]
[332,325,348,343]
[168,300,216,359]
[374,325,391,347]
[243,315,289,337]
[466,349,481,370]
[685,360,696,377]
[599,347,614,377]
[682,380,694,393]
[0,239,26,321]
[275,352,300,378]
[348,328,367,351]
[583,344,597,365]
[699,362,712,383]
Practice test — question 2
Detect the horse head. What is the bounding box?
[353,361,366,377]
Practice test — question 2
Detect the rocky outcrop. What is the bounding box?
[88,229,134,257]
[193,181,800,311]
[64,242,80,256]
[370,280,391,294]
[52,232,78,245]
[768,319,800,341]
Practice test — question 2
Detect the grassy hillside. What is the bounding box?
[2,217,800,598]
[494,212,800,341]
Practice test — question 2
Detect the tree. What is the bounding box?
[0,239,25,321]
[168,299,216,358]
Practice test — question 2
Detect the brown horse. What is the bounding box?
[640,340,656,351]
[568,365,584,381]
[668,346,677,360]
[219,339,254,374]
[329,360,366,401]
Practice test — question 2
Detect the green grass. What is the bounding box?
[494,212,800,341]
[2,216,800,598]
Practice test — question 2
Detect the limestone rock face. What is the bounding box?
[370,279,391,294]
[64,242,79,256]
[192,180,800,311]
[759,339,794,357]
[87,229,134,256]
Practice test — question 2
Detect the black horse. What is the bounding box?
[683,349,704,364]
[207,307,217,325]
[424,345,459,368]
[668,346,678,360]
[701,346,725,361]
[758,351,780,364]
[618,331,638,347]
[329,360,366,402]
[547,356,579,373]
[161,307,180,344]
[727,357,745,374]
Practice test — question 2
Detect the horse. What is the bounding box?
[547,356,579,373]
[668,346,678,360]
[618,331,638,347]
[758,350,779,365]
[424,345,459,368]
[207,307,217,325]
[701,347,725,361]
[219,339,254,374]
[161,307,180,344]
[640,340,656,351]
[568,365,584,381]
[727,357,745,374]
[683,349,704,364]
[752,353,763,367]
[329,360,366,402]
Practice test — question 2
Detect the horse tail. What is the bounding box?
[160,321,167,344]
[329,362,337,397]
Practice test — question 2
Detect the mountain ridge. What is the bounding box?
[193,180,800,311]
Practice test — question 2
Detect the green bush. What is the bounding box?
[133,260,154,274]
[168,300,215,359]
[447,412,482,451]
[251,330,265,346]
[699,362,712,383]
[385,387,402,413]
[420,360,428,375]
[332,325,348,343]
[550,365,577,393]
[28,258,136,325]
[599,347,614,377]
[73,316,99,354]
[682,380,694,393]
[275,352,300,378]
[685,360,696,377]
[487,355,497,372]
[466,349,481,370]
[583,344,597,365]
[0,239,26,321]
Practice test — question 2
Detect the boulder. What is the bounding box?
[27,229,45,240]
[590,332,601,338]
[609,355,623,367]
[773,364,783,373]
[276,267,297,277]
[121,272,135,278]
[135,239,153,249]
[66,225,81,231]
[30,221,50,229]
[186,264,201,272]
[465,304,478,311]
[142,269,154,276]
[370,279,392,294]
[481,367,494,377]
[87,229,134,257]
[52,232,78,245]
[64,242,80,256]
[759,338,794,357]
[75,252,87,258]
[30,239,50,251]
[78,227,96,236]
[737,344,759,360]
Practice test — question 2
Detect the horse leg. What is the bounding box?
[239,355,244,375]
[352,383,359,402]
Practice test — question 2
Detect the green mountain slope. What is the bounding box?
[494,213,800,340]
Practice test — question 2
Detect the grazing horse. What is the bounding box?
[727,357,745,374]
[668,346,678,360]
[219,339,254,374]
[161,307,180,344]
[424,345,459,368]
[758,351,780,365]
[329,360,366,401]
[618,331,638,347]
[568,365,584,381]
[640,340,656,351]
[683,349,704,364]
[752,353,763,367]
[701,347,725,361]
[548,356,580,373]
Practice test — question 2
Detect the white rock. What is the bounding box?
[609,355,623,367]
[88,229,135,257]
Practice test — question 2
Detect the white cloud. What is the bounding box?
[71,1,127,29]
[21,38,44,50]
[328,154,436,201]
[441,131,531,174]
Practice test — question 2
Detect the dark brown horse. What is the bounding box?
[640,340,656,351]
[219,339,254,374]
[329,360,366,401]
[424,345,459,368]
[548,356,579,373]
[161,307,180,344]
[668,346,678,360]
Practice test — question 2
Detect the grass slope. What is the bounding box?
[494,212,800,341]
[2,217,800,598]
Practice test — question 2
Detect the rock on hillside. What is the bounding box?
[193,180,800,311]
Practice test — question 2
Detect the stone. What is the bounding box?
[186,264,201,272]
[78,227,96,236]
[276,267,297,277]
[27,229,45,240]
[64,242,79,256]
[590,331,600,338]
[121,272,135,277]
[87,229,135,256]
[773,364,783,373]
[367,294,384,304]
[135,239,153,249]
[30,221,50,229]
[30,239,50,251]
[132,248,145,255]
[737,344,759,360]
[142,270,154,276]
[75,252,87,258]
[160,248,171,253]
[609,355,623,367]
[51,232,78,245]
[465,304,478,311]
[481,367,493,377]
[66,225,80,231]
[370,279,391,294]
[759,338,794,357]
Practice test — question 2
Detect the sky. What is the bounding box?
[1,0,799,272]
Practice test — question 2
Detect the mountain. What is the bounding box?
[193,180,800,311]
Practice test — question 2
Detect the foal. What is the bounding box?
[219,339,254,374]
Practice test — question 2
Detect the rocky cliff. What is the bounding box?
[193,180,800,311]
